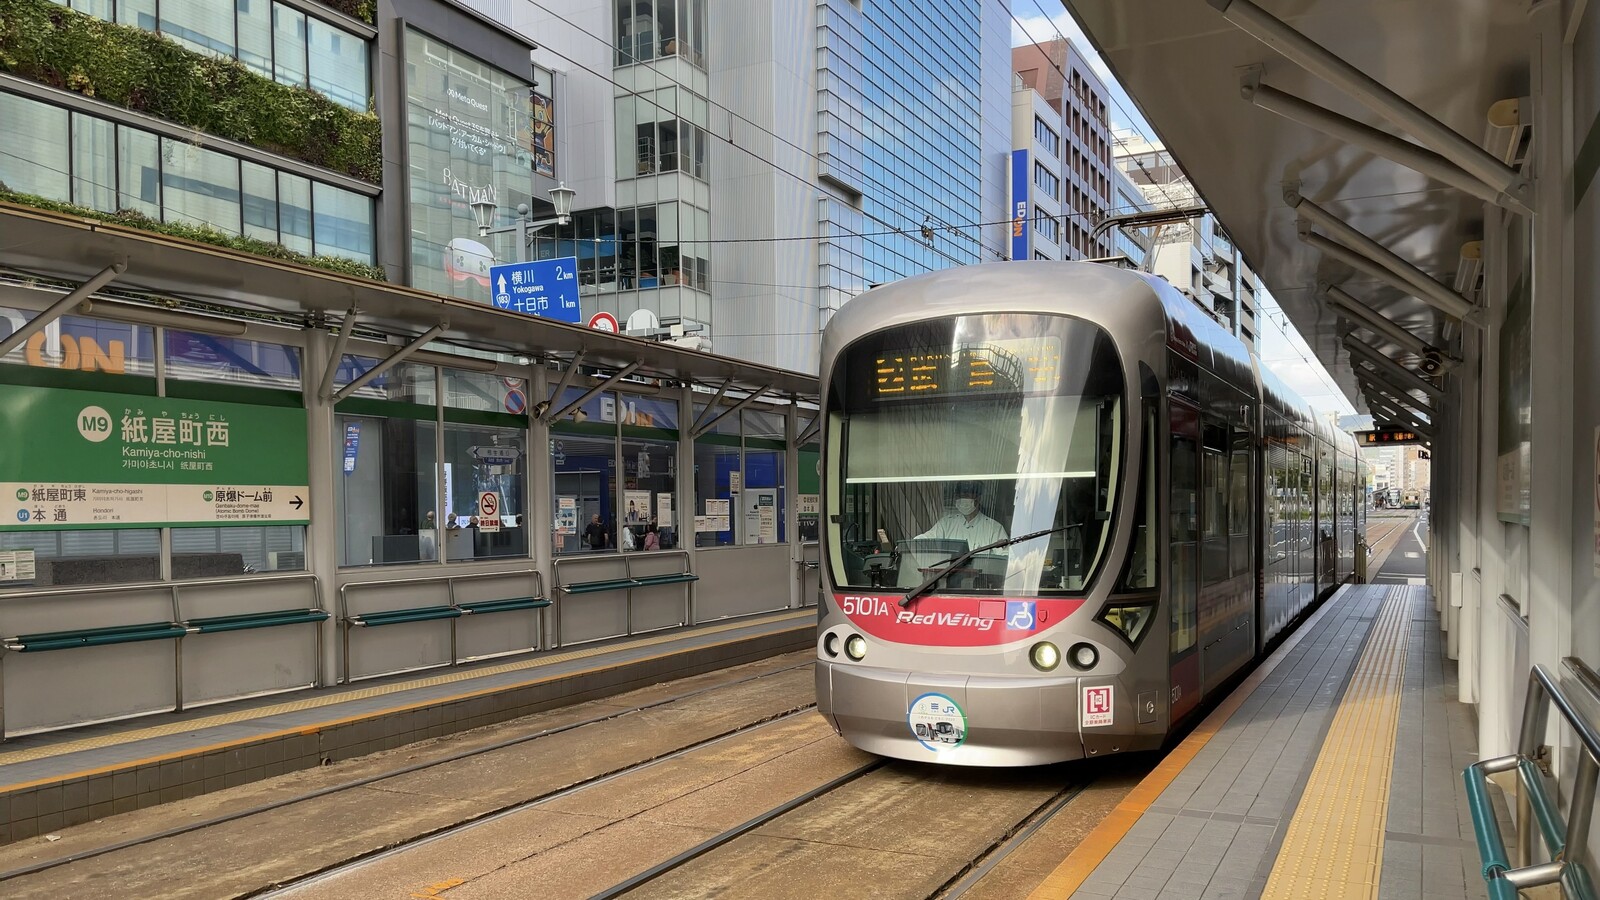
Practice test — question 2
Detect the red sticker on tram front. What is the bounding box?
[834,593,1085,646]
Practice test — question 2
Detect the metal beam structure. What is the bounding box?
[1361,384,1435,434]
[1360,377,1433,422]
[1345,337,1446,401]
[1240,77,1524,212]
[1302,230,1477,323]
[797,413,822,447]
[545,350,586,415]
[545,361,643,424]
[689,379,733,433]
[1087,204,1212,242]
[1322,283,1454,371]
[317,306,359,404]
[0,261,125,358]
[693,385,774,439]
[1290,190,1477,321]
[332,323,449,403]
[1211,0,1532,213]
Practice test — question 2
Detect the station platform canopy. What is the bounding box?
[1063,0,1531,414]
[0,202,818,404]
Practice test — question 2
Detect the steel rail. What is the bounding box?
[0,661,814,883]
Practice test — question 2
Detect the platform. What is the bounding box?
[0,608,813,843]
[1031,582,1490,900]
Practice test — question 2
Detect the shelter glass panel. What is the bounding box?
[443,422,527,561]
[334,415,438,567]
[552,434,617,555]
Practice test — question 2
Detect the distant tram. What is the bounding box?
[1401,491,1422,509]
[814,262,1367,766]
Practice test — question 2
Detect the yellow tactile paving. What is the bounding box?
[1262,587,1410,900]
[0,609,813,768]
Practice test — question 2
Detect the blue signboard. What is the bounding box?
[487,257,581,324]
[1010,149,1029,261]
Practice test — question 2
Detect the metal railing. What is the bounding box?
[0,572,324,740]
[1464,657,1600,900]
[552,550,693,645]
[338,568,544,684]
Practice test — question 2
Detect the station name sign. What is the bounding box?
[1357,428,1425,446]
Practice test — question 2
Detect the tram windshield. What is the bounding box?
[826,314,1124,597]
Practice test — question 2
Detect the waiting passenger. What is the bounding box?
[916,481,1007,549]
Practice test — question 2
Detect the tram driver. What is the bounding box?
[915,481,1007,549]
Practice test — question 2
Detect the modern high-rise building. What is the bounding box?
[472,0,1015,372]
[1010,38,1125,262]
[1113,129,1261,351]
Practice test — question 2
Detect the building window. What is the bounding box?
[616,0,707,68]
[1033,162,1059,200]
[1033,116,1059,156]
[49,0,368,111]
[1033,209,1060,244]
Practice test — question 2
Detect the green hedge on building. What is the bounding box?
[0,0,382,183]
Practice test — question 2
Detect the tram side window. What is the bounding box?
[1169,434,1198,653]
[1228,430,1250,576]
[1116,406,1158,592]
[1200,422,1229,585]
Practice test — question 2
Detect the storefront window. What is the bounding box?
[443,422,527,561]
[0,308,157,379]
[164,331,301,390]
[552,434,616,555]
[335,416,438,566]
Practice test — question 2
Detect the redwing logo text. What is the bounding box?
[839,596,993,631]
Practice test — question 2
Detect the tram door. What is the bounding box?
[1168,399,1201,722]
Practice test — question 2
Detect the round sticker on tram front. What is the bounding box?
[908,692,968,751]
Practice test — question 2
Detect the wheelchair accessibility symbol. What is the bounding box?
[1004,601,1036,631]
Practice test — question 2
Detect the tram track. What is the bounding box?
[258,705,831,899]
[0,657,820,894]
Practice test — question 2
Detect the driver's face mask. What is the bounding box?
[955,498,977,517]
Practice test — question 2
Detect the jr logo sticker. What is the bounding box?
[908,692,967,751]
[1081,684,1114,728]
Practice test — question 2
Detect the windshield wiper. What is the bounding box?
[899,523,1077,608]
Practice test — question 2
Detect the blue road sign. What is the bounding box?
[487,257,581,324]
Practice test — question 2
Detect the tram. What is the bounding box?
[814,262,1367,766]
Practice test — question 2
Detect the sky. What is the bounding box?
[1009,4,1357,417]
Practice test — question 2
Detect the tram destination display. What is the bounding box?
[870,336,1062,400]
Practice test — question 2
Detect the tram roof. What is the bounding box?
[1062,0,1530,410]
[0,204,818,401]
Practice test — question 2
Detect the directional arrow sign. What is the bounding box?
[291,496,304,510]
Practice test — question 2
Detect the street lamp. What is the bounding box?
[471,182,577,263]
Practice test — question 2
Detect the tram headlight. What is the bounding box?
[844,634,867,661]
[1068,642,1099,671]
[1029,641,1061,672]
[823,632,840,657]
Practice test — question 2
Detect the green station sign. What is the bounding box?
[1,385,309,530]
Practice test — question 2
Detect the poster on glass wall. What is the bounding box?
[532,92,555,177]
[404,28,543,301]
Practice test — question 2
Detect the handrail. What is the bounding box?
[0,572,323,740]
[552,550,694,645]
[0,571,321,603]
[1463,658,1600,900]
[338,568,544,683]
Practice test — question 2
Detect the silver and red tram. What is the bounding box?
[814,262,1367,766]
